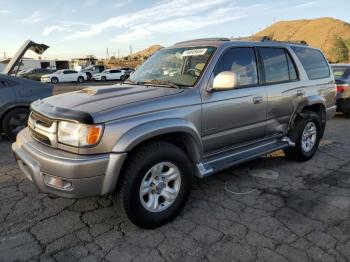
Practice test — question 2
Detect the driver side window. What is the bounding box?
[214,47,258,88]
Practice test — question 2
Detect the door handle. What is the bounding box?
[297,89,305,96]
[253,96,264,104]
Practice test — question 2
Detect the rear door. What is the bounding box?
[110,70,122,80]
[201,47,267,153]
[259,47,301,137]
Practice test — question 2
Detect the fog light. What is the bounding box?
[44,174,73,191]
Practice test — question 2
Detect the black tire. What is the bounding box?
[86,73,92,81]
[51,77,59,84]
[2,108,30,140]
[284,110,322,162]
[344,111,350,118]
[77,76,84,83]
[120,75,125,81]
[114,141,193,229]
[101,76,107,81]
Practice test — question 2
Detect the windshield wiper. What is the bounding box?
[141,79,181,89]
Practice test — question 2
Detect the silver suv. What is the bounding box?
[12,38,336,228]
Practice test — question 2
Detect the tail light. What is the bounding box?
[337,84,348,93]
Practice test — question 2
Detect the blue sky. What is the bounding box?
[0,0,349,59]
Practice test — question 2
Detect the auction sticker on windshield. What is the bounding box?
[182,48,207,57]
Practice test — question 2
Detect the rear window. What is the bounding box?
[291,46,330,80]
[331,66,349,79]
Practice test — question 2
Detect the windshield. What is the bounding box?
[102,70,110,74]
[332,66,349,79]
[129,46,216,87]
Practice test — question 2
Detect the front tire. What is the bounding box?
[120,75,125,81]
[2,108,30,140]
[285,110,322,162]
[51,77,59,84]
[114,142,193,229]
[101,76,107,81]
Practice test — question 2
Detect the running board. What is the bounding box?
[195,137,294,178]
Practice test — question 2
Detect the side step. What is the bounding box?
[195,137,294,178]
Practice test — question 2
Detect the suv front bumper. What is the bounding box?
[12,128,126,198]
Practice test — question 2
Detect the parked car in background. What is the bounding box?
[92,69,126,81]
[18,68,56,81]
[331,64,350,117]
[119,67,135,78]
[12,38,336,228]
[80,65,105,80]
[0,74,53,139]
[41,69,87,84]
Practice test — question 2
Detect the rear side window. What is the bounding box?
[292,46,330,80]
[260,48,291,84]
[214,47,258,87]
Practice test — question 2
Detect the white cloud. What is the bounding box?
[113,0,133,9]
[42,25,66,35]
[0,9,10,15]
[21,11,44,24]
[84,0,99,7]
[295,1,318,8]
[64,0,258,41]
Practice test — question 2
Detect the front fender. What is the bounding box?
[111,118,203,162]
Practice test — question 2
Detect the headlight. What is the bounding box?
[58,121,103,147]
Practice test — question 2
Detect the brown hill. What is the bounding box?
[254,17,350,62]
[131,44,163,59]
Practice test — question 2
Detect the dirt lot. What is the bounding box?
[0,116,350,262]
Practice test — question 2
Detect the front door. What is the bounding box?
[201,47,267,153]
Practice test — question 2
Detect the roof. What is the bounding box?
[173,37,311,49]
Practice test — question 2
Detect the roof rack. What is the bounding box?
[174,38,230,45]
[260,36,308,46]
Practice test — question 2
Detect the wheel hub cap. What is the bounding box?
[301,122,317,153]
[139,162,181,213]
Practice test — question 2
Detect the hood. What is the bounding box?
[31,84,184,124]
[3,40,49,75]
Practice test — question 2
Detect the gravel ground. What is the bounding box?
[0,116,350,262]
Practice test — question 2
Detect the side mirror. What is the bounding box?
[209,71,238,92]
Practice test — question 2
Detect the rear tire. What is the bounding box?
[344,111,350,118]
[284,110,322,162]
[114,142,193,229]
[2,108,30,140]
[77,76,84,83]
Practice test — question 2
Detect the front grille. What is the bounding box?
[31,112,54,128]
[30,129,51,146]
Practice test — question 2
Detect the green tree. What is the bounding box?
[331,37,349,63]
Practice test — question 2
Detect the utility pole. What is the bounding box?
[106,48,109,60]
[129,45,133,57]
[118,48,120,59]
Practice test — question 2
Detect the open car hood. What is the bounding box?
[3,40,49,75]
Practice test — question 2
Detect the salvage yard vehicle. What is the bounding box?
[80,65,105,80]
[41,69,87,84]
[92,69,126,81]
[0,74,53,139]
[18,68,56,81]
[12,38,336,229]
[331,64,350,118]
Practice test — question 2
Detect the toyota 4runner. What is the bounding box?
[12,38,336,228]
